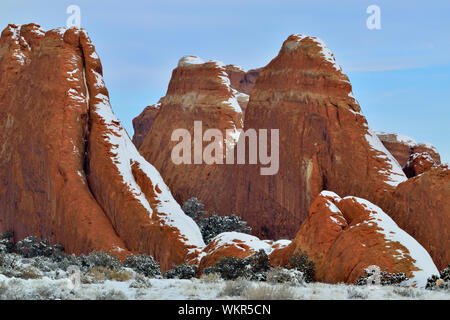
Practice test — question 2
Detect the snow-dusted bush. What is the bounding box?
[266,267,305,286]
[0,231,14,254]
[77,251,123,272]
[15,236,64,258]
[219,278,249,297]
[124,254,161,277]
[203,256,248,280]
[164,264,198,279]
[182,197,251,243]
[355,266,408,286]
[182,197,208,220]
[199,272,222,283]
[288,251,315,283]
[129,273,152,289]
[203,250,271,281]
[426,265,450,290]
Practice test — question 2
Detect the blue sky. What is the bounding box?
[2,0,449,163]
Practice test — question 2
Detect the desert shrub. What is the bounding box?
[426,265,450,290]
[393,287,421,298]
[243,284,296,300]
[96,289,127,300]
[288,251,315,283]
[355,266,408,286]
[0,253,21,277]
[85,266,132,283]
[203,250,271,281]
[77,251,123,272]
[220,278,249,297]
[203,256,249,280]
[129,273,152,289]
[200,272,222,283]
[0,231,14,254]
[266,267,305,286]
[124,254,161,277]
[182,197,208,220]
[164,264,198,279]
[347,287,368,299]
[182,197,251,243]
[15,236,64,258]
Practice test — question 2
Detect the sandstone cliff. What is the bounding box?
[0,24,204,271]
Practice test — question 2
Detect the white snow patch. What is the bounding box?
[92,72,205,250]
[344,196,439,287]
[365,129,407,187]
[178,55,205,67]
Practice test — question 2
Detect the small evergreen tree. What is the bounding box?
[182,197,251,243]
[288,251,315,283]
[164,264,198,279]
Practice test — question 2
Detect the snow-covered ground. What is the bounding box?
[0,273,448,300]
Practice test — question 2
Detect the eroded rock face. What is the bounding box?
[379,165,450,270]
[0,24,204,271]
[270,191,438,287]
[132,99,162,149]
[403,152,437,178]
[195,232,290,271]
[138,55,244,209]
[376,132,441,168]
[228,35,407,239]
[224,65,260,95]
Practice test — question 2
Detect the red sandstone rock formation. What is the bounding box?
[132,99,162,149]
[194,232,290,271]
[224,65,260,95]
[403,152,437,178]
[138,35,410,241]
[376,131,441,168]
[270,191,438,287]
[0,24,204,271]
[378,165,450,269]
[138,55,244,208]
[228,35,407,239]
[131,64,258,148]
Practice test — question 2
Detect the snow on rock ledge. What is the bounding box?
[270,191,438,287]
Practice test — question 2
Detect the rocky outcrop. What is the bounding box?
[376,132,441,168]
[131,99,162,149]
[224,65,260,95]
[131,64,258,147]
[138,55,244,209]
[379,165,450,270]
[0,24,204,271]
[227,35,407,239]
[196,232,290,271]
[403,152,437,178]
[137,35,409,241]
[270,191,439,287]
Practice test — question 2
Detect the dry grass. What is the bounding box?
[243,284,297,300]
[86,267,133,283]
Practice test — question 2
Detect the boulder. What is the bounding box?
[270,191,439,287]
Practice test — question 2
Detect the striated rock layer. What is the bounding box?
[0,24,204,271]
[270,191,439,287]
[228,35,407,239]
[139,55,244,209]
[138,35,409,241]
